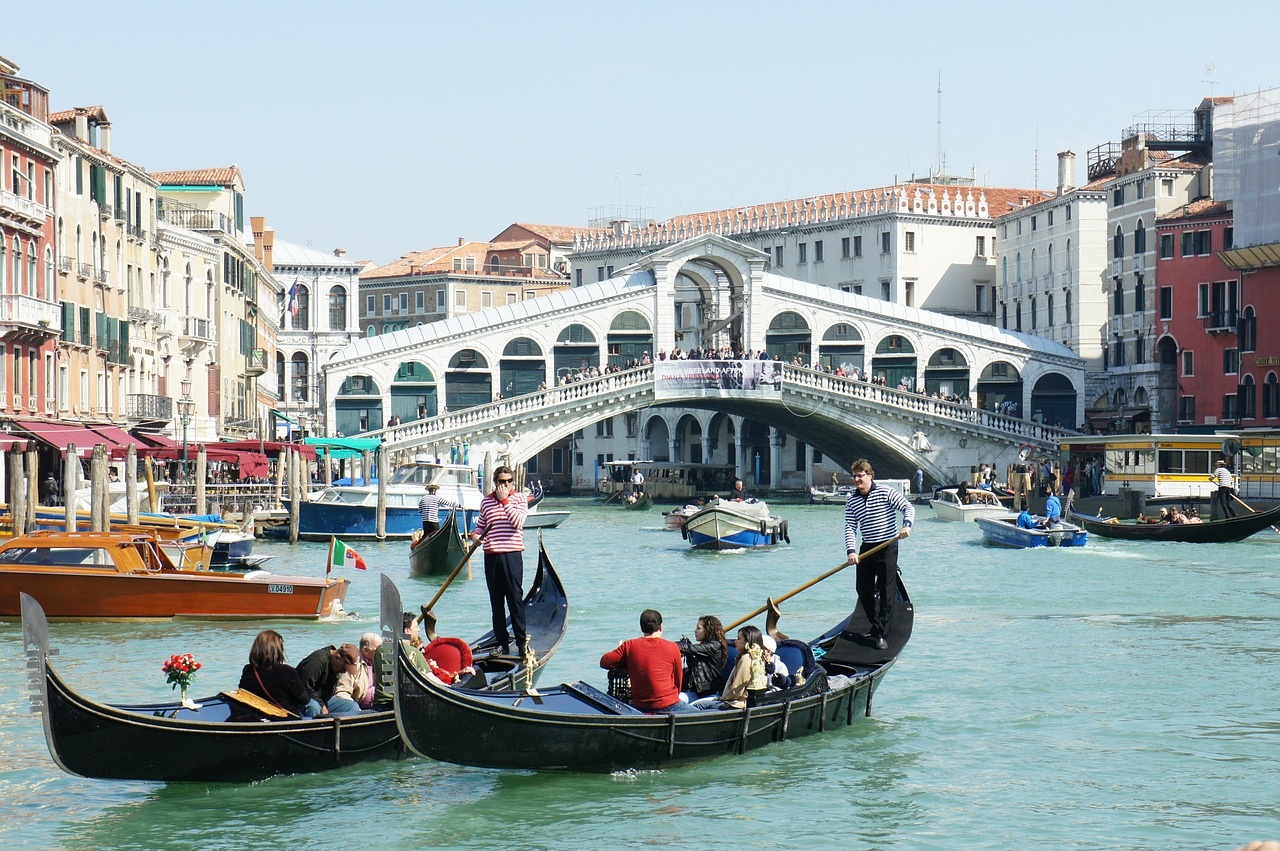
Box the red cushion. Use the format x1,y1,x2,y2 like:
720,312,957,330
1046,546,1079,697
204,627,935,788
422,637,473,682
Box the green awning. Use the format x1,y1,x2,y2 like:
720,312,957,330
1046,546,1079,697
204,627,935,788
271,409,299,425
304,436,382,459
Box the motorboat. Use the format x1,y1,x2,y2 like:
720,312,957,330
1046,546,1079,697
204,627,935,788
929,487,1014,522
974,515,1088,549
683,497,790,549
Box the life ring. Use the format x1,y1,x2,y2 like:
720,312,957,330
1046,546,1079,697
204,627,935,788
1018,444,1035,462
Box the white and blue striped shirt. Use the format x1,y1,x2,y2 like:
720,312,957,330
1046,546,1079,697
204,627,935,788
844,482,914,552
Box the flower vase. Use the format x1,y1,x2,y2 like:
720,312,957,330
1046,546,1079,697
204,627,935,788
180,685,201,710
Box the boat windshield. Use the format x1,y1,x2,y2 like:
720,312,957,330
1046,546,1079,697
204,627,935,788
0,546,115,567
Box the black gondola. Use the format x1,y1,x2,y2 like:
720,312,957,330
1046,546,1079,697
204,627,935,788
1066,504,1280,543
391,574,913,771
408,508,470,577
20,538,568,782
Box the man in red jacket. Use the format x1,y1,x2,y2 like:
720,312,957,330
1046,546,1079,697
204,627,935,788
599,609,692,713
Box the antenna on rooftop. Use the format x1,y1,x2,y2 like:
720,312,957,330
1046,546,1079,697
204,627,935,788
1203,62,1217,96
1033,123,1039,190
934,71,943,181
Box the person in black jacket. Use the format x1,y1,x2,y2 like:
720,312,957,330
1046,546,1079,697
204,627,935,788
294,644,358,706
675,615,728,703
237,630,323,718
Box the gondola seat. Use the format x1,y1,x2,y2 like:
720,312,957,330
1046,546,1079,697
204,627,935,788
423,637,473,684
775,639,817,685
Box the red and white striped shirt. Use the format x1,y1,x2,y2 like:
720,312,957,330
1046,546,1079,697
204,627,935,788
473,491,528,552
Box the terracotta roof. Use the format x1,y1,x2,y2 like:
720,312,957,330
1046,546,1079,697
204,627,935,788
508,223,594,243
49,105,109,125
149,166,242,186
490,239,539,252
360,242,494,280
1157,199,1231,223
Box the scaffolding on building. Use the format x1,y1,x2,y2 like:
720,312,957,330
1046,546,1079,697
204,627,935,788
1214,87,1280,250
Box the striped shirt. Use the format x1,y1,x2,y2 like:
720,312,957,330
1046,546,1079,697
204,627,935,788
417,493,457,523
473,491,528,552
1212,465,1235,489
844,482,915,552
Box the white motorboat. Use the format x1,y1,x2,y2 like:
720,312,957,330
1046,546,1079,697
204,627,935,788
929,487,1013,522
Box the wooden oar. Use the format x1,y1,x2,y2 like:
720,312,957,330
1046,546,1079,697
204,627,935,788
601,488,624,505
726,532,907,631
1231,492,1280,534
417,538,482,624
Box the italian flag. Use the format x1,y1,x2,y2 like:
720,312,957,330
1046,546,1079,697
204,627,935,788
328,537,367,573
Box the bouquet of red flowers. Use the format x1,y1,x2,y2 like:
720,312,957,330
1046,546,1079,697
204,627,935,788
162,653,202,691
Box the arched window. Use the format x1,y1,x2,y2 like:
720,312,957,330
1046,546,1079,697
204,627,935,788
292,284,311,331
1016,252,1022,282
1030,296,1037,330
1002,256,1007,285
1241,306,1257,353
1134,219,1146,254
1114,225,1125,258
44,247,53,300
75,225,82,267
1047,294,1055,326
1264,373,1279,419
1114,280,1124,316
1047,244,1054,275
1241,374,1257,420
328,285,347,331
1031,248,1037,279
290,353,310,402
27,240,36,294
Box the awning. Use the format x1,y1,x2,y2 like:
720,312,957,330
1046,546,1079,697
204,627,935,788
12,420,117,457
134,432,178,449
270,409,299,425
215,439,316,460
118,446,270,479
90,424,150,450
0,432,29,450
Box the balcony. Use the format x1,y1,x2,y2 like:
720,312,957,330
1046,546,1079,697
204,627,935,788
1204,309,1238,334
158,206,234,235
99,203,113,220
182,317,212,340
77,262,92,279
0,189,49,229
58,257,72,274
0,294,60,337
93,268,108,285
128,393,173,422
245,347,268,377
128,305,163,325
127,223,146,241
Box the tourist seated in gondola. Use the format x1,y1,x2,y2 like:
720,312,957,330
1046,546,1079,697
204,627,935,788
296,643,358,707
692,625,768,710
374,613,428,706
1169,507,1189,525
762,634,791,691
675,614,728,703
235,629,324,719
326,641,373,714
599,608,693,713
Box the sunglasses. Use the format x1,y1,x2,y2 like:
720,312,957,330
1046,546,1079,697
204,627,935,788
496,478,514,484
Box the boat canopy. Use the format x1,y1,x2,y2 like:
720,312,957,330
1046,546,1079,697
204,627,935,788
304,437,382,459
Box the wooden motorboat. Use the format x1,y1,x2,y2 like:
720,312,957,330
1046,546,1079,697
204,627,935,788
408,509,470,577
683,498,789,549
0,530,348,619
1066,504,1280,543
392,574,913,771
929,487,1013,522
20,537,568,781
974,515,1088,548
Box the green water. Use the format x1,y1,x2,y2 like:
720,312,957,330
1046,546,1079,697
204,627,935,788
3,499,1280,850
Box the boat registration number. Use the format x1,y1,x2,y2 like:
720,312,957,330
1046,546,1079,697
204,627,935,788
267,584,294,594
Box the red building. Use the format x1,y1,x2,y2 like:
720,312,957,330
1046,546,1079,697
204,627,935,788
0,56,60,421
1156,200,1280,428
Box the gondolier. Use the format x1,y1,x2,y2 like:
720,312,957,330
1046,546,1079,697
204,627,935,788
472,466,529,655
1211,458,1238,519
844,458,913,650
418,484,443,534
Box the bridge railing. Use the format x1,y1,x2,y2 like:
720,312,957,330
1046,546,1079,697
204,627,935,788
378,365,655,451
782,365,1074,445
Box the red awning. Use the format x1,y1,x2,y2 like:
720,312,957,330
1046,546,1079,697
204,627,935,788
89,424,150,450
134,432,177,449
119,446,270,479
0,431,29,450
215,440,316,460
12,420,117,457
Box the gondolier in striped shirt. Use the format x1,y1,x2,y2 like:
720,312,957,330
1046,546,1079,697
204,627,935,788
1210,458,1239,519
844,458,914,650
417,484,458,536
472,466,529,655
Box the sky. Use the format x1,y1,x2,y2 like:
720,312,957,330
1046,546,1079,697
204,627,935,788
10,1,1278,265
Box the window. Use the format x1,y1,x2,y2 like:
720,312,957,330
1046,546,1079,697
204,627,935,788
575,269,582,286
1162,178,1174,196
1134,276,1145,312
774,246,784,266
1113,185,1125,207
1114,226,1124,258
1065,203,1072,221
814,240,823,262
976,236,986,256
975,285,986,314
507,292,517,305
1015,302,1022,332
904,232,916,252
465,256,476,271
881,280,890,301
595,418,614,438
881,232,890,254
1159,286,1173,320
435,290,445,311
853,235,862,258
1159,234,1174,259
1224,227,1234,250
398,293,408,313
415,291,424,312
1182,350,1194,376
1179,396,1196,422
1114,280,1124,316
841,237,850,258
1223,394,1239,422
382,294,391,313
1181,232,1194,257
329,287,346,331
1265,374,1280,419
1048,210,1054,226
1241,307,1257,352
1136,179,1146,200
1134,334,1144,364
905,280,914,308
454,290,466,309
1030,296,1037,330
1065,290,1072,323
1047,293,1055,326
1194,230,1211,255
452,258,462,271
1030,216,1037,232
480,291,492,308
1113,338,1126,366
1242,376,1257,420
1134,221,1146,254
798,243,807,264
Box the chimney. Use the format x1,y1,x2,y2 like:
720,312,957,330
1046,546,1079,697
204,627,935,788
99,123,111,153
1057,151,1076,195
458,237,465,246
74,112,88,143
333,248,346,258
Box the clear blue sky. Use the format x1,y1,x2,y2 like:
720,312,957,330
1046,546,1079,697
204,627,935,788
13,1,1277,264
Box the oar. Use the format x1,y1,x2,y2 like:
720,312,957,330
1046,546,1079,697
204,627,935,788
1231,492,1280,534
417,538,482,625
725,532,907,631
602,488,624,505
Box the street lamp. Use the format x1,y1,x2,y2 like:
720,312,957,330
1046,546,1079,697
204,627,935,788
178,378,194,465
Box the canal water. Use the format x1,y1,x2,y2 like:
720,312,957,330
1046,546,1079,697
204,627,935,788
3,498,1280,849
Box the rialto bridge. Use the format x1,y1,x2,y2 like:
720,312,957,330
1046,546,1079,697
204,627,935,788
322,236,1083,486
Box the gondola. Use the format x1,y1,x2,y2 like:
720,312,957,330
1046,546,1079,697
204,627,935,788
392,574,912,771
622,492,654,510
20,537,568,782
1066,503,1280,543
408,508,470,576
